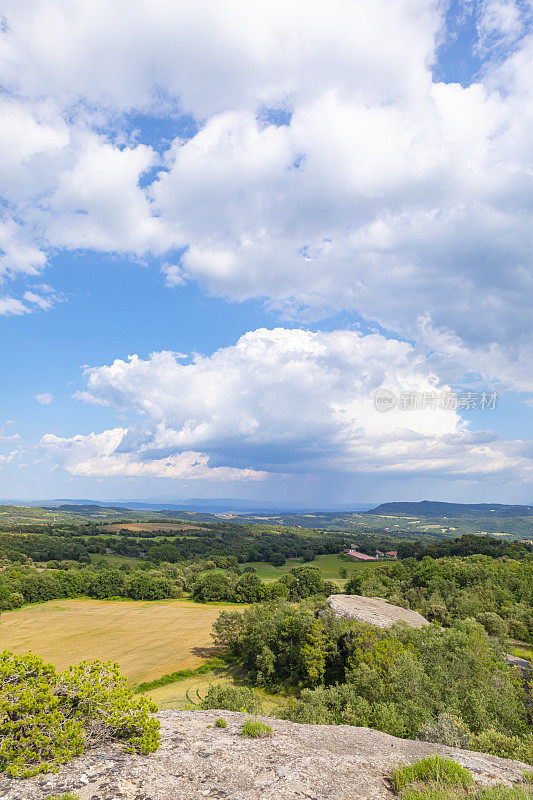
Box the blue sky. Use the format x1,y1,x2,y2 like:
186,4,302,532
0,0,532,504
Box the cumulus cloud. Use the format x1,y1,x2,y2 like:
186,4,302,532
40,428,268,481
41,328,533,483
150,82,533,389
0,0,531,391
0,0,440,116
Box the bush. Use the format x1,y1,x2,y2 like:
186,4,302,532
200,685,263,714
44,794,80,800
476,612,507,638
469,730,533,766
215,717,227,728
508,620,530,641
0,651,160,778
390,756,474,793
417,713,470,749
240,718,273,738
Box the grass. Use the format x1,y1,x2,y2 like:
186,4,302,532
144,670,234,709
89,553,144,567
43,794,80,800
143,666,290,712
240,718,273,738
511,644,533,662
215,717,227,728
391,756,532,800
242,553,381,583
0,597,241,684
391,756,474,793
135,657,226,692
399,785,532,800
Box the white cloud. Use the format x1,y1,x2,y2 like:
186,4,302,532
0,424,20,443
0,296,30,316
476,0,529,51
0,0,440,116
0,97,164,289
40,428,268,481
160,263,186,287
0,449,19,464
0,0,530,391
41,328,533,483
150,82,533,389
0,286,61,317
34,393,54,405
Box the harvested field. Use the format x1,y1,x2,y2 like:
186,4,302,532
101,522,204,533
0,598,241,684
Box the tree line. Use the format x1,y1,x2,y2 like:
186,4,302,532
0,560,338,610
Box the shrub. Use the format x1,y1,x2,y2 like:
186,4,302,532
469,730,533,766
215,717,227,728
390,756,473,793
200,684,263,714
508,620,530,641
417,713,470,749
0,650,160,778
240,718,273,738
44,794,80,800
476,612,507,638
58,660,160,754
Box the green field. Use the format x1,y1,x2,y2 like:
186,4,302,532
144,666,290,712
244,553,381,583
89,553,145,567
0,598,241,684
145,670,233,708
511,643,533,661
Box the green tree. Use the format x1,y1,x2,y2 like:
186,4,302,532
192,571,233,602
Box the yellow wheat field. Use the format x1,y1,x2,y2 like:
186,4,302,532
0,598,238,684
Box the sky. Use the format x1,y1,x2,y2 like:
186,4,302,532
0,0,532,505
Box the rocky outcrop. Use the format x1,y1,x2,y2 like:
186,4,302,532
328,594,431,629
1,710,529,800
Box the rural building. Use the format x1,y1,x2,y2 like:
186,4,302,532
345,549,377,561
344,548,398,561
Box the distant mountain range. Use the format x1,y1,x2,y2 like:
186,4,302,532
367,501,533,517
3,498,532,518
43,498,377,514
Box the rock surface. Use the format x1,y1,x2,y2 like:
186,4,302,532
1,710,529,800
328,594,431,629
